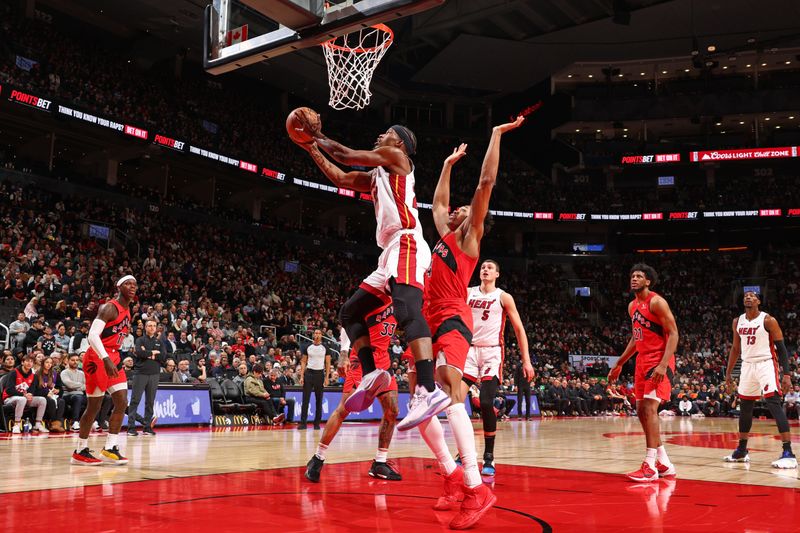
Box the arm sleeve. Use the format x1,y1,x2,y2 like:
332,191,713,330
88,319,111,359
775,340,791,375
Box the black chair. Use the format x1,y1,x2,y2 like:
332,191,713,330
221,379,256,415
208,378,236,415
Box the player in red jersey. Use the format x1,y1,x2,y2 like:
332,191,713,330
399,116,524,530
304,298,402,482
608,264,679,482
71,275,136,466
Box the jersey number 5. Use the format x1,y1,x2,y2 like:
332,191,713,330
481,310,490,321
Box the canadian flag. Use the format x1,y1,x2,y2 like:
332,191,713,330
225,24,248,46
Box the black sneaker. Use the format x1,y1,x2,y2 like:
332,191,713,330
142,427,156,436
368,460,402,481
127,428,138,437
297,423,308,430
313,424,321,430
305,455,324,482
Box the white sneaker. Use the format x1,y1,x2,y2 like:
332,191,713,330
71,421,80,431
771,452,798,469
11,424,21,434
343,369,391,412
34,421,49,433
397,385,451,431
92,421,99,431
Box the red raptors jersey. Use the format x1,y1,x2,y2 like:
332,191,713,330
629,292,668,363
349,302,397,369
86,299,131,361
424,231,479,325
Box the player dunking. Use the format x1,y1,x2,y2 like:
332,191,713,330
608,264,679,482
399,116,524,530
463,259,534,476
305,298,402,482
295,119,451,428
70,275,135,465
723,291,797,468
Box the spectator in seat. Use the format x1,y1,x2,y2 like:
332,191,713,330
37,326,57,357
60,354,86,431
212,354,235,380
69,321,90,355
9,313,29,350
53,323,71,353
173,360,196,383
192,358,208,383
1,353,17,376
33,356,66,432
264,368,295,423
175,331,193,356
704,396,722,417
160,359,176,383
678,397,695,416
2,354,48,434
23,319,44,353
232,363,249,388
785,385,800,420
588,378,608,414
23,296,38,319
243,364,283,424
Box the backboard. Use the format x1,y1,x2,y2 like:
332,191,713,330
203,0,445,75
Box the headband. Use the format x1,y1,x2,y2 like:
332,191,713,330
390,125,416,156
117,275,137,287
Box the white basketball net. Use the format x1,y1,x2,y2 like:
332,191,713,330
321,24,393,110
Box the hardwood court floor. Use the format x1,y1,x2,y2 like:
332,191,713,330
2,416,799,532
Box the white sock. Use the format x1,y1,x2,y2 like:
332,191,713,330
78,438,88,451
445,403,481,488
315,443,328,461
657,445,672,466
645,448,657,468
106,433,119,449
419,415,456,475
375,448,388,463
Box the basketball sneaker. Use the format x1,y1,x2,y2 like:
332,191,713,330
33,421,49,433
100,446,128,465
481,453,496,476
368,460,402,481
71,447,103,466
771,450,798,469
449,483,497,530
723,448,750,463
343,369,391,413
625,462,659,482
305,455,324,482
397,385,451,431
433,466,465,511
655,460,676,477
142,426,156,436
454,453,462,466
274,413,286,425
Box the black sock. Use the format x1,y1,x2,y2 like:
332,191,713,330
783,441,793,453
738,438,748,450
484,435,495,457
357,346,376,374
415,359,435,392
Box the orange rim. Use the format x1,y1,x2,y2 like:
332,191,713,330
321,23,394,54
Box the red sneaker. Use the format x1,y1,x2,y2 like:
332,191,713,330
449,483,497,530
433,466,465,511
71,447,103,466
655,460,676,477
626,461,658,482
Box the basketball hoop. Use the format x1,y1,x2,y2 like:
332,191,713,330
321,23,394,110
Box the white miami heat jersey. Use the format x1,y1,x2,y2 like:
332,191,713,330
737,312,775,363
467,286,506,346
370,165,422,249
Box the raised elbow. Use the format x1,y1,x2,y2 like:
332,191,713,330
477,176,496,189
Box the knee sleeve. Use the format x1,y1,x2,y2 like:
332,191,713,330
479,378,499,433
339,289,385,342
739,399,755,433
765,395,791,433
389,280,430,342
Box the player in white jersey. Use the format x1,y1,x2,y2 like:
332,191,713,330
294,120,449,431
724,291,796,468
462,259,534,475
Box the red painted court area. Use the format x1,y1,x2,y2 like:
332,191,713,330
6,458,800,532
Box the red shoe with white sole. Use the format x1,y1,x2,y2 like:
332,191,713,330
71,447,103,466
626,461,658,482
655,460,676,477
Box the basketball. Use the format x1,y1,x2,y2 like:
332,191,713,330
286,107,321,145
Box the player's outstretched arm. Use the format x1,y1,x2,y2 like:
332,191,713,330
725,317,741,389
649,296,679,384
304,143,372,192
432,144,467,237
463,116,524,252
308,127,408,171
765,315,793,393
501,292,534,381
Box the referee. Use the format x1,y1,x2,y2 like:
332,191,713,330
299,329,330,430
128,319,165,436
